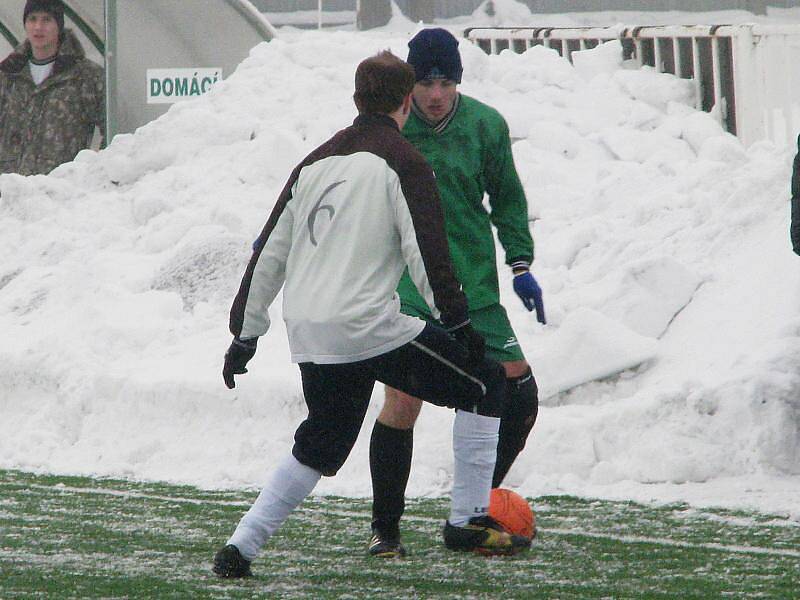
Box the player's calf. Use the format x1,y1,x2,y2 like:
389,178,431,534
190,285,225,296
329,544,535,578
493,368,538,487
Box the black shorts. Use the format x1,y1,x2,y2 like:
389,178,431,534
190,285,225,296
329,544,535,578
292,323,505,476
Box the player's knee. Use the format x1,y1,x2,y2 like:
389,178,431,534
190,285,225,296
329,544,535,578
506,368,539,428
502,359,530,379
291,445,345,477
379,387,422,429
475,360,508,418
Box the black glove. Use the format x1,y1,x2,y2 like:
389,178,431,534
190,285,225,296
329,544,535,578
223,337,258,389
449,322,486,366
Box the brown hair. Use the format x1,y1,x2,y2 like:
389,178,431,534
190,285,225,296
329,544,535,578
353,51,415,115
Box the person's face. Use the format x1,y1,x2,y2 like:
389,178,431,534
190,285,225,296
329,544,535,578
412,78,458,122
25,12,60,59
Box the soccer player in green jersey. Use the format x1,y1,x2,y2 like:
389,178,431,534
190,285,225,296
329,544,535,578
368,28,545,558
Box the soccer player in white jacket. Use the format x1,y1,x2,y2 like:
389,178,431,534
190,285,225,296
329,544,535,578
212,51,530,578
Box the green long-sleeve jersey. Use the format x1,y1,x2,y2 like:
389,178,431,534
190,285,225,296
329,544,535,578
397,94,534,313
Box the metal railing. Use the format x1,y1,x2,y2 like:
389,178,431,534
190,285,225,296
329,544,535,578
466,24,800,146
63,2,105,56
0,20,18,48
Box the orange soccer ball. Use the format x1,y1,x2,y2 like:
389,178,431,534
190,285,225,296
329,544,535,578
488,488,536,540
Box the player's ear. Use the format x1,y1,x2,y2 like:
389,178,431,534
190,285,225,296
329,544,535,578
402,93,412,116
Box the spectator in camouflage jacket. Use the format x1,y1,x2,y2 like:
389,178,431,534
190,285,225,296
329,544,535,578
0,0,104,176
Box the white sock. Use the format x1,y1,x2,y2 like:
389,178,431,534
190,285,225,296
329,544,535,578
228,454,321,560
448,409,500,527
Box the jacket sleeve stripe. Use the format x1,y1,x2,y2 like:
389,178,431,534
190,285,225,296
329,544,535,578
229,170,298,338
394,174,439,320
395,156,468,328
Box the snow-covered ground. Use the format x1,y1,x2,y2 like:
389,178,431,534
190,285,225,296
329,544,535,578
1,2,798,520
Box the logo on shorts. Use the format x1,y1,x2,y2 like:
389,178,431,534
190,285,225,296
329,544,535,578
503,336,520,349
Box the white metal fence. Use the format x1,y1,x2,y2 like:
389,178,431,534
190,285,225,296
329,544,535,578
466,24,800,147
256,0,356,28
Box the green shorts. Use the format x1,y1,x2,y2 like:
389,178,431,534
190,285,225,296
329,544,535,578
401,302,525,363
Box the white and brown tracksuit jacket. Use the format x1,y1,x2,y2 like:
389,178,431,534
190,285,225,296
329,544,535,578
229,112,469,364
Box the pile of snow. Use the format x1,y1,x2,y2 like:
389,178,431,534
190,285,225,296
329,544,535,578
456,0,800,27
260,0,800,33
1,26,798,518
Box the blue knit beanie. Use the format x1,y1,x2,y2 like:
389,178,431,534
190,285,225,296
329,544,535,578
407,28,463,84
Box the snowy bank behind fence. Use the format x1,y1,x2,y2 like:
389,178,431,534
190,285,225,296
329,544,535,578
0,30,798,515
467,24,800,147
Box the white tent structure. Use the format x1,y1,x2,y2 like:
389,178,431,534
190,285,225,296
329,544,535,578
106,0,276,137
0,1,276,140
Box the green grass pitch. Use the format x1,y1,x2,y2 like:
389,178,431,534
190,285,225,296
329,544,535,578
0,469,797,598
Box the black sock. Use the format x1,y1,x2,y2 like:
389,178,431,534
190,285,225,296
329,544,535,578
369,420,413,538
493,369,539,488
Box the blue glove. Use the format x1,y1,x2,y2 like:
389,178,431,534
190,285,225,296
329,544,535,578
513,271,546,324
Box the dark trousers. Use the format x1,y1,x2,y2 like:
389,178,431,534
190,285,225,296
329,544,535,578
292,324,506,476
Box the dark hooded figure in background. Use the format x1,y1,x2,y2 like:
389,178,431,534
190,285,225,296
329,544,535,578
792,135,800,256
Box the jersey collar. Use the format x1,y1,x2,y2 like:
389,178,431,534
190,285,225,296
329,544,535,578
411,93,460,134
